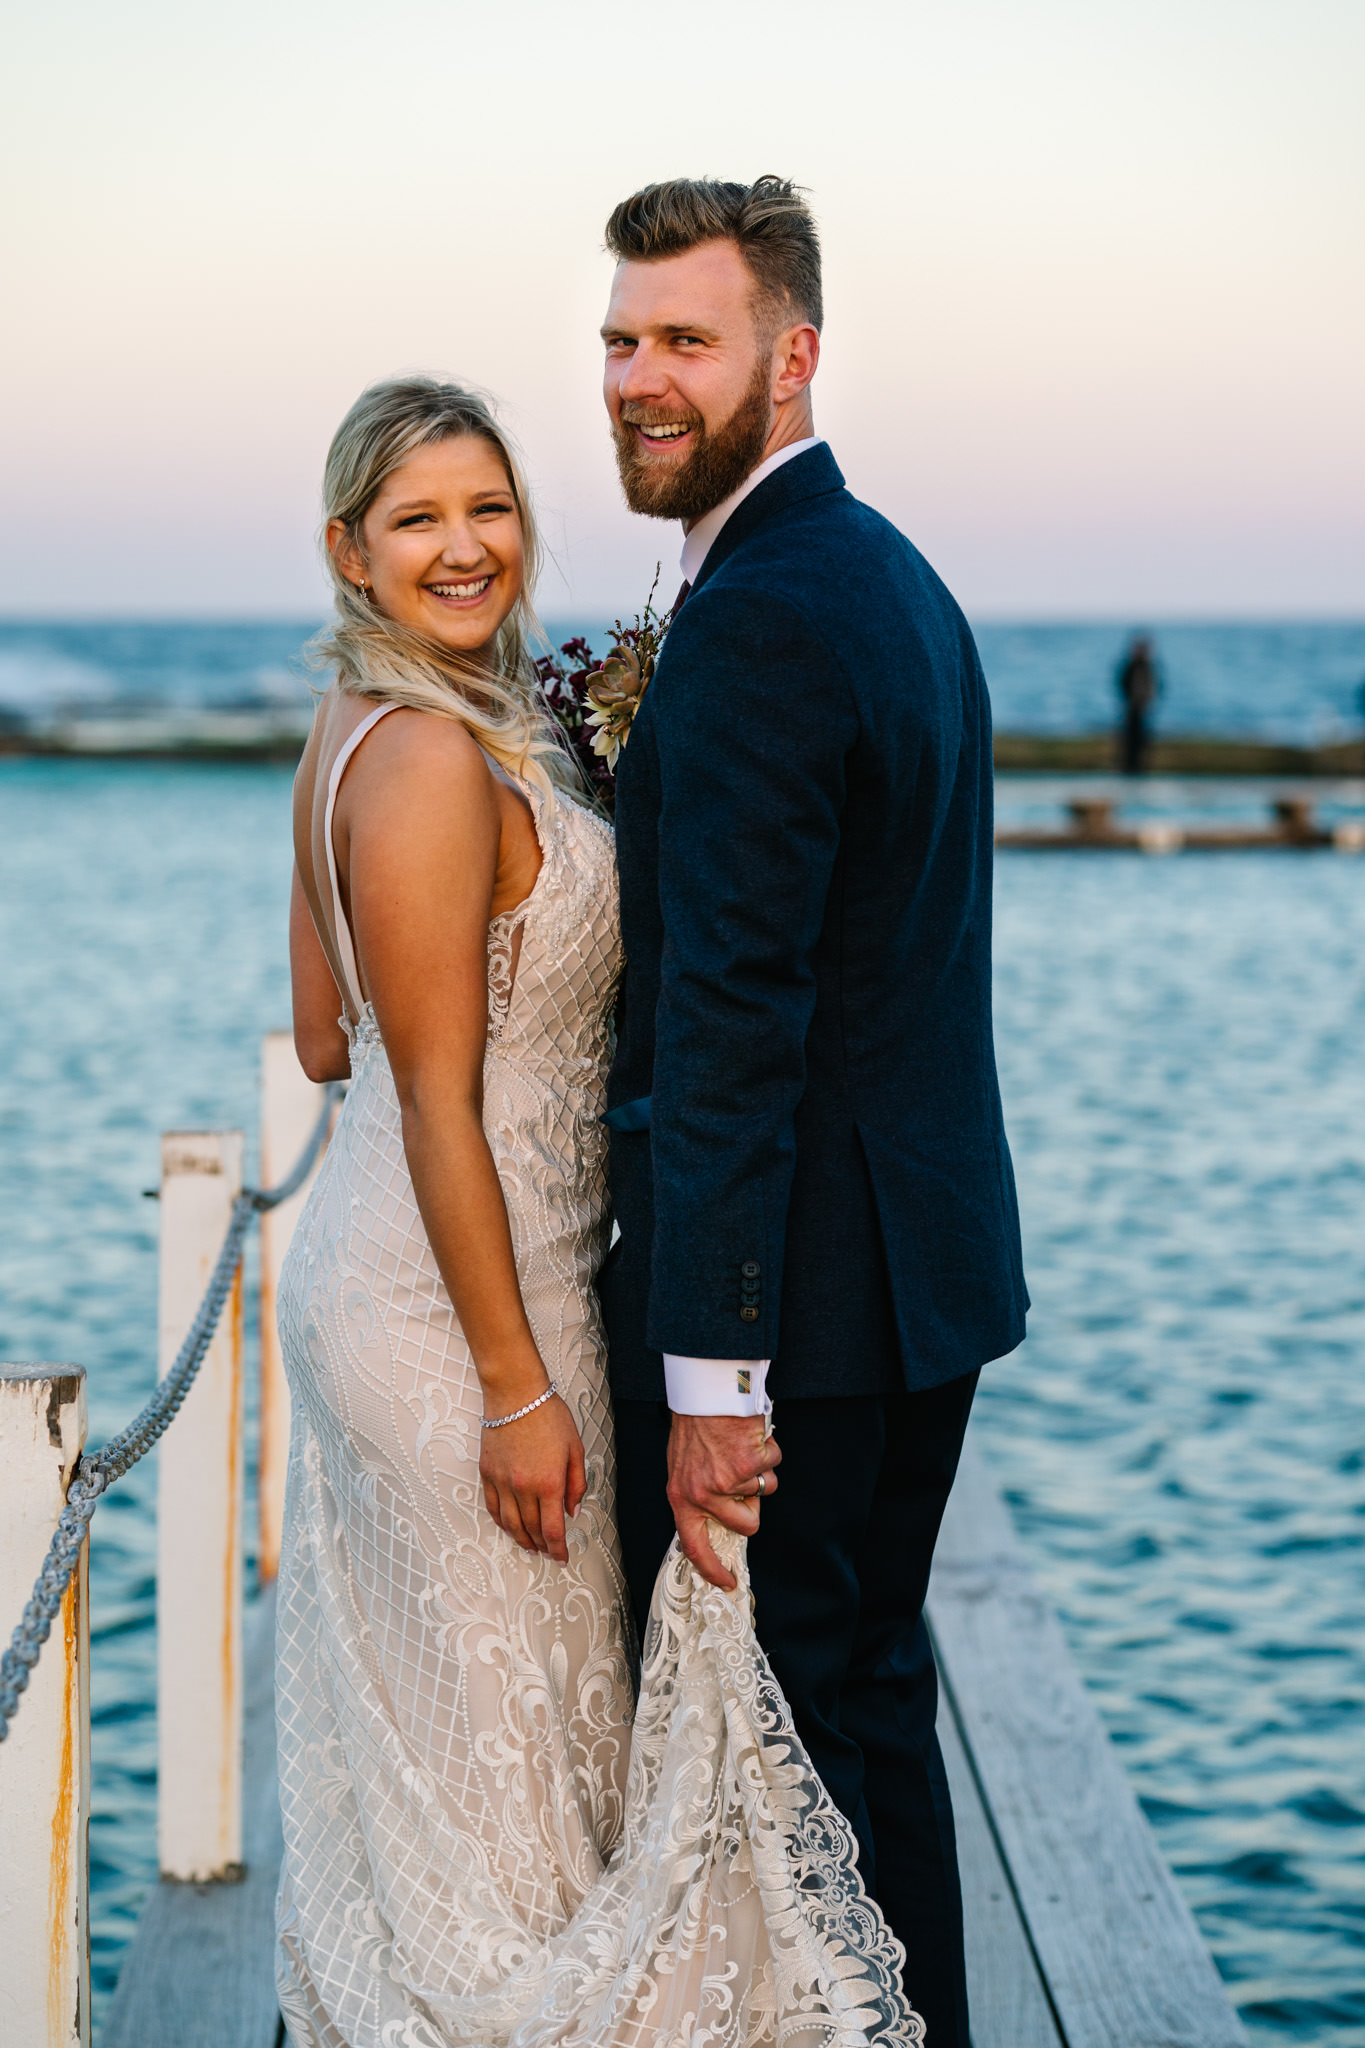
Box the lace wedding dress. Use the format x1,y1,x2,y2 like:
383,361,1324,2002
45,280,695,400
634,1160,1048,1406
273,704,923,2048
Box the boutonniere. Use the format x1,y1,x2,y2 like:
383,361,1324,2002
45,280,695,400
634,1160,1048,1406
536,570,672,808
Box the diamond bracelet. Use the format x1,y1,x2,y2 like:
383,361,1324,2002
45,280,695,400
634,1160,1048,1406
480,1379,561,1430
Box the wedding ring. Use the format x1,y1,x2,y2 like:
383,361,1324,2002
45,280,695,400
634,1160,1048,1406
755,1474,766,1497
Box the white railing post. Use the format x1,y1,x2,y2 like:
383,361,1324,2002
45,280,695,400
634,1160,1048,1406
156,1132,245,1883
258,1033,330,1583
0,1367,91,2046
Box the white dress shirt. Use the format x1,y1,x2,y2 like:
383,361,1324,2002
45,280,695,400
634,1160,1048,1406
663,437,824,1420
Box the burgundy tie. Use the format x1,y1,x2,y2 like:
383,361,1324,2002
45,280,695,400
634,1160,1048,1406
670,579,691,618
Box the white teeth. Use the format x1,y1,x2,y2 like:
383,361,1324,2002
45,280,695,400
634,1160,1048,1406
642,423,689,439
429,578,491,600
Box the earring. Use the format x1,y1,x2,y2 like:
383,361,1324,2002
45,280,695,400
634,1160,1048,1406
357,579,367,601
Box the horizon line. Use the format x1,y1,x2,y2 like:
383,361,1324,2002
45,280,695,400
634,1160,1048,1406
2,610,1364,629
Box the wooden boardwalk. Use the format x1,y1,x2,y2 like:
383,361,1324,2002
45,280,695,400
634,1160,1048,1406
930,1441,1248,2046
102,1580,283,2048
104,1432,1249,2047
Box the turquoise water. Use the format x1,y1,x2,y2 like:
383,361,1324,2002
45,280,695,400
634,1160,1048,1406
0,757,1362,2040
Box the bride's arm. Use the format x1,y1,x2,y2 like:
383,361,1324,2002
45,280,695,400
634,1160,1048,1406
341,710,586,1565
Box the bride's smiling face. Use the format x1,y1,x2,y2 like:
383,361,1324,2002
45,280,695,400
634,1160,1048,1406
329,434,524,656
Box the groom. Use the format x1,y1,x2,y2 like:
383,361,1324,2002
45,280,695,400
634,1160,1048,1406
596,176,1027,2046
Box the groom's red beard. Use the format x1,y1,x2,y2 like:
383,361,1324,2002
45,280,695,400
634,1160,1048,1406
612,359,773,522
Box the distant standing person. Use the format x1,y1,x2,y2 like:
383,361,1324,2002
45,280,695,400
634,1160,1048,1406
1116,632,1159,773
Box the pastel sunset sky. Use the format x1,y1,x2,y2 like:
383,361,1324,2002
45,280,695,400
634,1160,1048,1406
2,0,1360,618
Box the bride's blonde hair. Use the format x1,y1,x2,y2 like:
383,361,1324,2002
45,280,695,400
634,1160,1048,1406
314,377,576,801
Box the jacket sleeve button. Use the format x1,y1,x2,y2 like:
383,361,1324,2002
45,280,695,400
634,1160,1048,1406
739,1305,760,1322
741,1261,760,1278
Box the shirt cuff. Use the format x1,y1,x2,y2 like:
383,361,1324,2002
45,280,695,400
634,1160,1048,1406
663,1355,772,1418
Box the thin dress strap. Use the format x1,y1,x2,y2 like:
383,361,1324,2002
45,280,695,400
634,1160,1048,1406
323,702,399,1017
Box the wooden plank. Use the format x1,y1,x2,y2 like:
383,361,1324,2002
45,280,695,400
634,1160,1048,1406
103,1585,282,2048
936,1681,1063,2047
157,1131,246,1883
0,1367,91,2047
927,1437,1249,2048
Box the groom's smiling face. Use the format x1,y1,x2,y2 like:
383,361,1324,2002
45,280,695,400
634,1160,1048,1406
602,240,780,525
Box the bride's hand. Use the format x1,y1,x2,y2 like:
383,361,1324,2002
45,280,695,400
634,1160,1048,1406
480,1392,587,1565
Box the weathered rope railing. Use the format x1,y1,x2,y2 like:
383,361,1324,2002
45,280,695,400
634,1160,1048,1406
0,1080,343,1742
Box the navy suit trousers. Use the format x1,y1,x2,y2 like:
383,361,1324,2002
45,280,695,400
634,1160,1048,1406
612,1370,980,2048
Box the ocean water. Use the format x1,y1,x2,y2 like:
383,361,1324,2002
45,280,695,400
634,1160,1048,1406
1,616,1364,743
0,753,1362,2041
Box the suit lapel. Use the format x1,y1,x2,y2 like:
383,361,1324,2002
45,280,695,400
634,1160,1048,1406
688,444,846,600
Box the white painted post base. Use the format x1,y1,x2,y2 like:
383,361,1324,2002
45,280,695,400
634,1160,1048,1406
0,1367,91,2047
258,1034,331,1583
156,1132,245,1883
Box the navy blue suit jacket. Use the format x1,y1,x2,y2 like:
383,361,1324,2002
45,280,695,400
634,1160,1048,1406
599,445,1027,1400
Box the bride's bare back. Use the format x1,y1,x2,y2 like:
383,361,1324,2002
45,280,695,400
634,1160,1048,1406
292,684,543,1043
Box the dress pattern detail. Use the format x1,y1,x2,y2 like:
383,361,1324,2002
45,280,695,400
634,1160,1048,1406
274,721,923,2047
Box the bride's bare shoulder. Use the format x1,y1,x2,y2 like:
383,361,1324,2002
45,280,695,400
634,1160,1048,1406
324,704,506,881
302,690,488,805
341,699,495,801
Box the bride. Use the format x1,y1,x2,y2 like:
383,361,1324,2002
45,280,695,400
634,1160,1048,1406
274,375,923,2048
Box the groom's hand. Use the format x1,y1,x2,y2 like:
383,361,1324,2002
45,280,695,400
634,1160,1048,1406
666,1414,781,1592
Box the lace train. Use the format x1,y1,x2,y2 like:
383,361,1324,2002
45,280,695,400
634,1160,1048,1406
278,1449,922,2048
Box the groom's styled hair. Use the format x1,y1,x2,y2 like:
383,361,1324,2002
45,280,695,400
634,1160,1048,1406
604,176,823,334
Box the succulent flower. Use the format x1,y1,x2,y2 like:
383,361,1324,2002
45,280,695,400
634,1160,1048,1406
585,647,647,769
